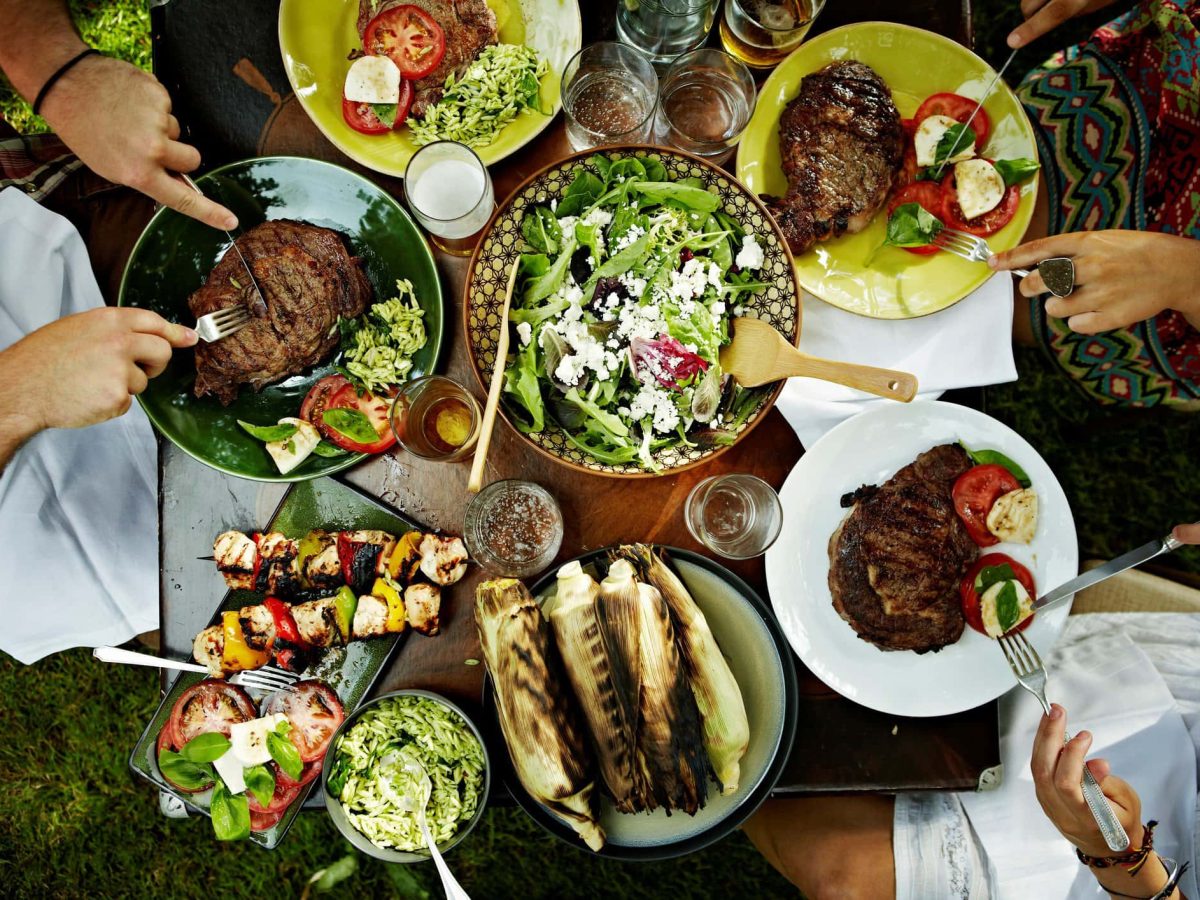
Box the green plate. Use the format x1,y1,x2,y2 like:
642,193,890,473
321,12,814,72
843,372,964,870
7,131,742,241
118,156,443,481
278,0,582,176
127,476,425,849
736,22,1039,319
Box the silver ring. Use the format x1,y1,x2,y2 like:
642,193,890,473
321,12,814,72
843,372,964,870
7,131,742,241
1036,257,1076,298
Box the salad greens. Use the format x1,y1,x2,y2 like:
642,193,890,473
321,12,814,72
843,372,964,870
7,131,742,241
502,152,772,470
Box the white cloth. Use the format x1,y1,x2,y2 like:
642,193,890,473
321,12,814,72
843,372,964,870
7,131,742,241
775,275,1017,448
0,187,158,663
893,613,1200,900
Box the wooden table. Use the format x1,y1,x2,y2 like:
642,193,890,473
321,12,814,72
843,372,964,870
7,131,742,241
154,0,999,797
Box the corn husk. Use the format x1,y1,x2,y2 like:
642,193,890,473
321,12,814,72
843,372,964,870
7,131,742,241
474,579,605,850
615,545,750,796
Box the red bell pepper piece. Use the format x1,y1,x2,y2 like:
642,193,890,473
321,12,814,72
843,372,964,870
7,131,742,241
263,596,307,647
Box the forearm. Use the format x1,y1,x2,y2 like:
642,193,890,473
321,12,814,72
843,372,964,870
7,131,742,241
0,348,43,474
1092,851,1182,899
0,0,86,102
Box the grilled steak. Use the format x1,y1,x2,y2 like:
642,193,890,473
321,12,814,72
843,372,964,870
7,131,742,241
828,444,976,653
357,0,498,118
767,60,904,255
189,220,372,405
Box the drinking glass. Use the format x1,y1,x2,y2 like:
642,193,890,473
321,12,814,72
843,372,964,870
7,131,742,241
389,375,482,462
685,474,783,559
719,0,827,69
654,49,756,164
561,43,658,152
615,0,720,65
464,481,564,578
403,141,494,256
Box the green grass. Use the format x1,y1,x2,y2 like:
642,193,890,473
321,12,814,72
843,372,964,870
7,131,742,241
5,3,1197,897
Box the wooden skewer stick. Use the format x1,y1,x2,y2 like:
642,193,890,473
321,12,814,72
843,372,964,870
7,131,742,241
468,259,521,493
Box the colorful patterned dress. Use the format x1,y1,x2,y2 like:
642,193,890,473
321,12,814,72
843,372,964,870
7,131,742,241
1017,0,1200,407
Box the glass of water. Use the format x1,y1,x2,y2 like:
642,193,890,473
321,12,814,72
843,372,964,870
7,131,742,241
655,49,756,164
616,0,721,65
404,140,495,256
685,474,783,559
561,42,658,152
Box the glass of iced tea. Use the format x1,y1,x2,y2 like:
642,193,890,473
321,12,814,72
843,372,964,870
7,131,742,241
404,141,495,257
389,375,482,462
561,42,658,152
720,0,827,69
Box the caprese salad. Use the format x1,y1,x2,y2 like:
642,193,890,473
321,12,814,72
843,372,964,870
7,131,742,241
155,679,344,839
960,552,1036,638
885,92,1040,254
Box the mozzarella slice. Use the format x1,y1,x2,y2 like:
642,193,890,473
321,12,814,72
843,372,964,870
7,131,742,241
344,55,401,105
980,579,1034,639
954,159,1006,220
229,713,289,767
213,751,246,794
266,418,321,475
914,114,976,167
987,487,1038,544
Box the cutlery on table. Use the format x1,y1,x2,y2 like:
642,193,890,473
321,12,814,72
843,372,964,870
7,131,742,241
92,645,298,693
390,754,471,900
467,259,521,493
998,630,1130,852
719,317,918,401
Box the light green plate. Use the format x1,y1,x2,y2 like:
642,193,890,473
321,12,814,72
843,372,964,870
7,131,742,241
278,0,582,176
736,22,1038,319
118,156,443,482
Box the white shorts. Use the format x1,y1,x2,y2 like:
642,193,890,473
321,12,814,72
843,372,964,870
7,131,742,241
894,791,995,900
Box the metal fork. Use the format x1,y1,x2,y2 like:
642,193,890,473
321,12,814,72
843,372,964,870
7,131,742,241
194,304,251,342
92,645,299,693
933,228,1032,277
998,631,1130,851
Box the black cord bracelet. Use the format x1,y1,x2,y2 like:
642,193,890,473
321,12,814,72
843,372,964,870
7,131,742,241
32,47,100,116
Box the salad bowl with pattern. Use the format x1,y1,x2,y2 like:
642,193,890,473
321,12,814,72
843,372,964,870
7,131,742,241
463,147,801,478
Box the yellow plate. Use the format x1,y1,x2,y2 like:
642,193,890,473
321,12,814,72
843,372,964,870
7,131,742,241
278,0,581,176
736,22,1038,319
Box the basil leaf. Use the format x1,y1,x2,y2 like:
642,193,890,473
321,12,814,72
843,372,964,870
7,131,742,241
267,726,304,781
975,562,1018,595
961,444,1032,487
210,780,251,841
311,440,351,458
321,408,380,446
371,102,397,129
180,732,232,764
157,749,215,791
884,202,944,248
326,752,353,799
995,580,1022,633
994,158,1040,187
934,123,977,167
244,764,276,809
238,420,299,443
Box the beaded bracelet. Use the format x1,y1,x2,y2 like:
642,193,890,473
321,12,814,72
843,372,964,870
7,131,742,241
1077,820,1157,874
32,48,100,116
1105,856,1190,900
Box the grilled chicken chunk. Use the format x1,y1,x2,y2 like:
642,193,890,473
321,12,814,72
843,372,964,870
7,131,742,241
292,598,339,648
258,532,300,596
238,603,277,652
304,531,342,590
193,625,224,674
404,583,442,636
419,534,469,585
352,593,389,639
214,531,258,590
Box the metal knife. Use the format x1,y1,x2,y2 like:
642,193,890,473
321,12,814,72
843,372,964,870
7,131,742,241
1033,528,1190,612
178,173,268,317
931,45,1020,179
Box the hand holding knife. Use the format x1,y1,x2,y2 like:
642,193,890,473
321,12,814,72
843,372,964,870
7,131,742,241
178,173,268,318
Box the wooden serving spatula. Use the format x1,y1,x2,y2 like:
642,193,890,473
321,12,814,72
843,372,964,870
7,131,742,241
719,317,918,402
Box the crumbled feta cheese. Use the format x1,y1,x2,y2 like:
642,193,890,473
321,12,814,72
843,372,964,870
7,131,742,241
557,215,578,233
628,383,681,434
736,234,765,270
582,207,613,227
614,224,645,252
606,338,619,349
562,302,583,323
555,355,587,387
550,198,557,212
516,322,533,347
668,257,721,304
618,272,647,297
615,300,667,344
710,301,726,317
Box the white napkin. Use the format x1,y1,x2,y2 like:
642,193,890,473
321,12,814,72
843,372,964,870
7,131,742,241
774,274,1017,448
958,615,1199,900
0,187,159,663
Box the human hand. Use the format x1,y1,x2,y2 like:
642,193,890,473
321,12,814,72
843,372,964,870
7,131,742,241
1031,703,1143,858
1007,0,1119,48
1172,524,1200,544
989,230,1200,335
0,307,197,436
37,55,237,230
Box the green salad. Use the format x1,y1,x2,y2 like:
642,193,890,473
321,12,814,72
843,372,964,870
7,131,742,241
327,696,485,852
502,152,771,470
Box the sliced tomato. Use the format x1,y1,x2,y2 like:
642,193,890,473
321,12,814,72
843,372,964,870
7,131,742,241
915,92,991,149
960,553,1036,635
250,808,285,832
248,779,300,816
156,726,216,795
363,5,446,80
301,374,351,437
952,464,1022,547
262,681,345,763
940,172,1021,237
887,182,945,256
320,383,396,454
894,141,919,191
342,97,391,135
168,680,257,748
274,759,323,789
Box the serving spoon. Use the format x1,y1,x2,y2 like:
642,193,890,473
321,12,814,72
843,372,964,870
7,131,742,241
720,317,918,401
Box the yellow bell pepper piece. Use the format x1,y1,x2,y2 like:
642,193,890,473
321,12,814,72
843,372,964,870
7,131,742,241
372,577,407,633
221,611,271,672
386,531,422,583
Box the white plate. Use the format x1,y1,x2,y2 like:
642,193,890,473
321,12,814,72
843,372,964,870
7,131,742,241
765,400,1078,717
